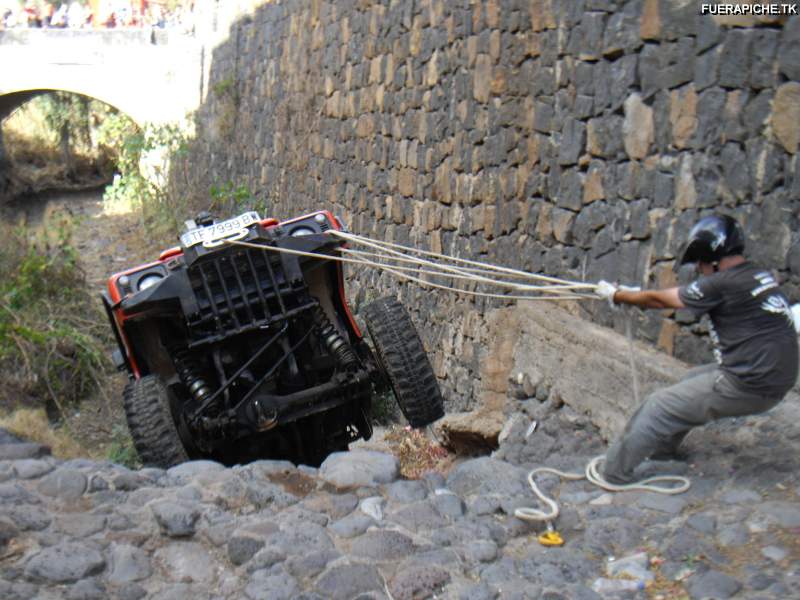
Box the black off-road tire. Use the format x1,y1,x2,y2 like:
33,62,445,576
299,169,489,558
363,297,444,428
123,375,190,468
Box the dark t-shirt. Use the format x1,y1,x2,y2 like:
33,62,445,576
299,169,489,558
678,262,799,396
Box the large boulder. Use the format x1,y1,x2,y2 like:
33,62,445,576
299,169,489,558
439,303,688,447
319,450,399,488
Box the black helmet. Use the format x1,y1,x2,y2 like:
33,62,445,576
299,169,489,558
677,214,745,267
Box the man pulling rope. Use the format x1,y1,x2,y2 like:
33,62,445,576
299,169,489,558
595,214,798,485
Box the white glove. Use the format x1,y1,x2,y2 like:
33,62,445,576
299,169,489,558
595,280,618,307
618,284,642,293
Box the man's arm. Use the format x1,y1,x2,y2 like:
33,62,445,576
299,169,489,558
614,286,685,310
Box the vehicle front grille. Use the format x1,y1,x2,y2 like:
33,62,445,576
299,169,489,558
186,246,313,346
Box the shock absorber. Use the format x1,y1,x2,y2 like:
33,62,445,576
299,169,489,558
314,306,359,371
173,349,214,402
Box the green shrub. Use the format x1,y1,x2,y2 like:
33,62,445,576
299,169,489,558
98,114,190,244
106,423,141,469
0,221,109,412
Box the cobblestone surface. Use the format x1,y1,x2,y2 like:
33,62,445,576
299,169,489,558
1,390,798,598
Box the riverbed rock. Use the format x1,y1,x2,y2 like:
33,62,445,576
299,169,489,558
24,542,105,583
37,468,87,500
319,450,399,488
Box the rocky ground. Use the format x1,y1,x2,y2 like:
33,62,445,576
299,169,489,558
1,388,798,600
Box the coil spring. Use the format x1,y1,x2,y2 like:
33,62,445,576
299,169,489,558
173,349,214,402
315,306,359,370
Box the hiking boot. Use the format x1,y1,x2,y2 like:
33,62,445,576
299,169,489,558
600,467,634,486
649,448,689,462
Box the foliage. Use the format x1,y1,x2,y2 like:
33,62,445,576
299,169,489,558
209,180,255,215
39,92,92,152
369,388,397,426
211,76,237,99
98,114,190,242
1,92,117,183
210,75,240,139
0,220,109,412
106,423,141,469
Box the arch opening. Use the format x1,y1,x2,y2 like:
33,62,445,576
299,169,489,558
1,89,141,203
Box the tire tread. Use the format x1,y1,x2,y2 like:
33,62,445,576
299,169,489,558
363,297,444,428
123,375,190,468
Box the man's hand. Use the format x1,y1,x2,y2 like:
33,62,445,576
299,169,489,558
595,280,618,307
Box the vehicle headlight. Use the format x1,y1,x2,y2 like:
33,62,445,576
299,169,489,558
291,226,316,237
138,273,164,291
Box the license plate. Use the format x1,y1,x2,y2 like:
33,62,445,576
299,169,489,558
180,211,261,248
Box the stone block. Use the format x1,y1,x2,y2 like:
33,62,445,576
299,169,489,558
719,29,751,89
602,5,641,58
639,0,660,40
771,82,800,154
398,168,416,197
556,168,583,211
551,207,576,243
623,93,654,159
536,201,554,242
628,198,651,239
674,154,696,210
742,89,772,139
691,87,726,148
750,29,779,90
530,0,557,32
658,0,696,40
532,65,556,96
721,90,748,143
533,100,554,133
587,116,624,158
669,84,697,149
779,17,800,81
583,163,605,204
693,46,720,92
473,53,492,103
696,12,721,53
719,143,750,202
573,59,594,95
653,171,674,208
558,118,586,165
572,11,605,60
639,38,694,93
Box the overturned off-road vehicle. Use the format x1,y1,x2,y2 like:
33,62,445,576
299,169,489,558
102,210,444,467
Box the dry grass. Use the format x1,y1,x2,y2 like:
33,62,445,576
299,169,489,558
383,425,452,479
0,408,87,459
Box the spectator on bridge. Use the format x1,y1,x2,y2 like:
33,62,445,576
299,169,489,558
50,3,68,27
23,1,41,28
1,9,12,29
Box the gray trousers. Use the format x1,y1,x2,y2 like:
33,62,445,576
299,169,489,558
603,364,785,483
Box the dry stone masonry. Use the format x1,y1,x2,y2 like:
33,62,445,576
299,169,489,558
179,1,800,412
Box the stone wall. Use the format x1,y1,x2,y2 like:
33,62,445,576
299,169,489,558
180,0,800,413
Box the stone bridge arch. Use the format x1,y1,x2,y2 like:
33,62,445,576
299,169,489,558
0,29,204,125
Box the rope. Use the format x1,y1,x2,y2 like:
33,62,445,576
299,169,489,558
329,229,592,288
514,455,691,524
220,233,598,301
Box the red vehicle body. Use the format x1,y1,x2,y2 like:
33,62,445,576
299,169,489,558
102,210,443,467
